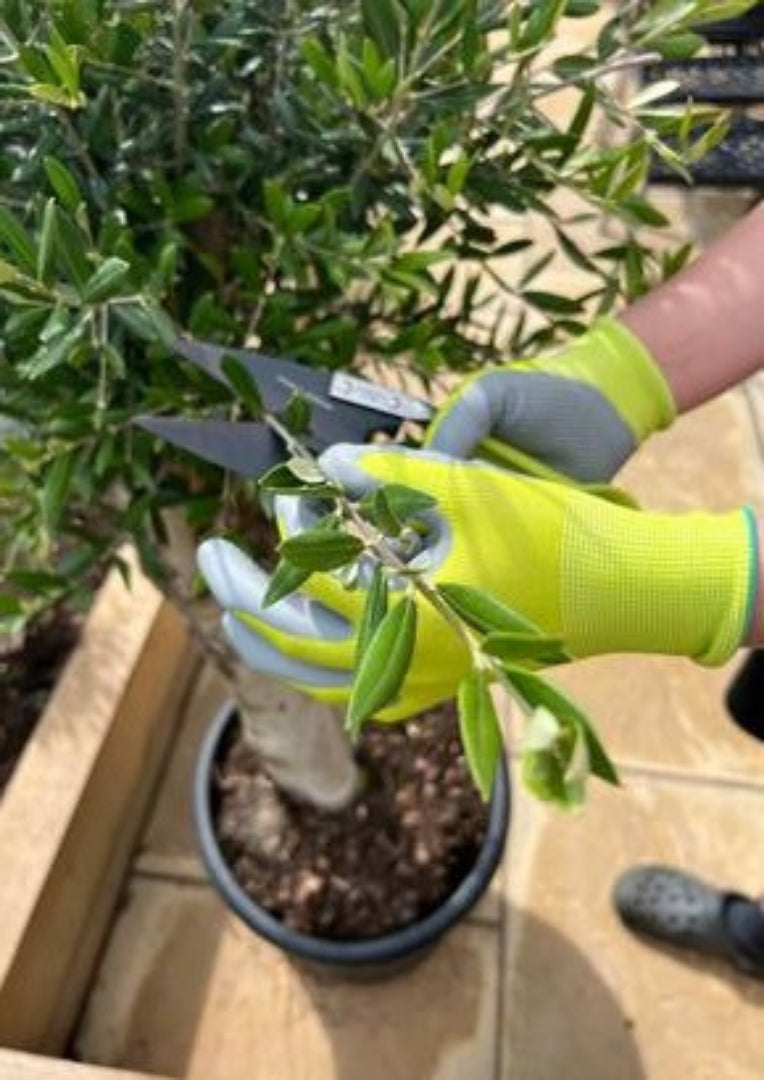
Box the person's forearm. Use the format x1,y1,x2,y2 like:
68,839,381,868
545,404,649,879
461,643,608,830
619,202,764,414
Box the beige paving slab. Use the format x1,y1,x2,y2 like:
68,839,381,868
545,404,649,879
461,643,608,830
501,766,764,1080
74,876,502,1080
532,389,764,783
73,880,227,1078
0,1050,172,1080
136,663,229,880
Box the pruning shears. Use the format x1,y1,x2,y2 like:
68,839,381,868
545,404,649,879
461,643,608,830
137,336,636,506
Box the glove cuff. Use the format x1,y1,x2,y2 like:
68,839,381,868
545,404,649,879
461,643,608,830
536,317,677,444
560,500,757,666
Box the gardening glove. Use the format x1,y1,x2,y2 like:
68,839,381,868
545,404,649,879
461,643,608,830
197,443,757,721
426,317,676,483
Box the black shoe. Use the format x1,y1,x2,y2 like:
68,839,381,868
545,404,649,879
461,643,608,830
613,865,764,979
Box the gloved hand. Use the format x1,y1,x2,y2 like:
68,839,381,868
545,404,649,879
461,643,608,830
426,317,676,483
198,443,756,721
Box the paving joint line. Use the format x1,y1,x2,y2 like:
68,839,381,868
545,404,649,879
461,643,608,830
614,759,764,796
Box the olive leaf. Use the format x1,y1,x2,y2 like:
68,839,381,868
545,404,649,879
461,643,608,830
281,392,312,435
262,557,312,607
81,257,130,303
346,593,417,735
258,461,339,497
36,198,58,284
521,703,592,807
354,563,388,668
482,630,569,665
457,669,503,802
0,207,37,274
438,582,546,637
503,665,619,790
280,525,364,571
520,705,585,807
41,451,75,533
43,155,83,213
286,456,326,485
359,483,437,537
221,354,264,419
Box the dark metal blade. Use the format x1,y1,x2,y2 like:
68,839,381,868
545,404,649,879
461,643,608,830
136,416,283,478
173,338,333,413
172,338,406,446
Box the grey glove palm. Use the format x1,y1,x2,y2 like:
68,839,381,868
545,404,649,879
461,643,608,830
425,317,675,483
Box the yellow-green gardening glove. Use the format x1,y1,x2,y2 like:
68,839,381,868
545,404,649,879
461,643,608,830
197,443,757,721
426,317,676,483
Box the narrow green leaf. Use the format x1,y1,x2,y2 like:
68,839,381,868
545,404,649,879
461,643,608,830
346,593,417,733
43,155,82,212
286,457,326,485
482,631,569,664
438,583,545,637
301,37,338,88
520,705,578,805
0,208,37,274
51,205,90,286
262,558,312,607
18,317,87,380
6,570,63,593
522,290,583,314
652,30,704,58
81,257,130,303
521,0,567,49
504,666,619,786
41,451,75,532
0,595,23,617
354,564,389,668
382,483,437,520
566,83,596,147
19,45,55,82
258,461,339,497
37,198,58,284
457,670,503,801
282,392,311,435
361,0,401,59
616,194,670,228
221,355,264,418
359,487,402,536
565,0,600,14
280,528,364,571
688,1,760,25
554,227,598,275
113,302,175,345
263,179,290,229
29,82,83,108
46,26,80,95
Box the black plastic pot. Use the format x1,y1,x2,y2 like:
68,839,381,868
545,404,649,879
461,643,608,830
193,700,510,978
726,649,764,741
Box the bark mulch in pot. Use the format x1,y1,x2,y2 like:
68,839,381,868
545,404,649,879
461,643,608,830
214,700,490,940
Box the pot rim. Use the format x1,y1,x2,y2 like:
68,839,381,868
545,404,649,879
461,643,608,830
193,699,510,966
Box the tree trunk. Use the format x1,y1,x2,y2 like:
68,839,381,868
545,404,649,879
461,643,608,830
156,509,359,813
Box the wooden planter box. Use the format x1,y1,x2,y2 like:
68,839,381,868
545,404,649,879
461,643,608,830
0,1048,172,1080
0,551,197,1068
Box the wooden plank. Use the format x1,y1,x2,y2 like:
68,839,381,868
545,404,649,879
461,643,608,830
0,551,198,1053
0,1048,171,1080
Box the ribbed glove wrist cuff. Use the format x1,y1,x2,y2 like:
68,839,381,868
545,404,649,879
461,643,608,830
560,501,757,666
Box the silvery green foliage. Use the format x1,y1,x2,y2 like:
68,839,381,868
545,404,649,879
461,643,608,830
0,0,751,630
